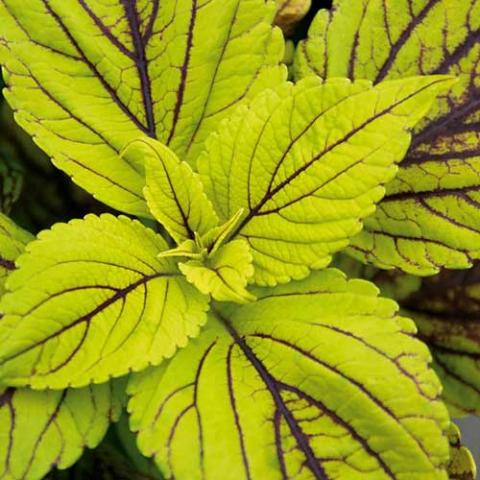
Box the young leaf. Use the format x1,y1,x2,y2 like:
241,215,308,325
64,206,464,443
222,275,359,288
179,239,255,303
0,380,124,480
199,76,452,286
128,270,450,480
0,214,209,389
0,213,33,295
446,423,477,480
0,0,285,215
296,0,480,274
122,138,218,244
399,267,480,417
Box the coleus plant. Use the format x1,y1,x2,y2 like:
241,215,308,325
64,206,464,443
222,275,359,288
0,1,478,479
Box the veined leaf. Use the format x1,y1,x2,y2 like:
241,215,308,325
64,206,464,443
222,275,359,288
275,0,311,35
296,0,480,274
0,0,285,216
399,267,480,417
179,239,255,303
199,76,452,286
0,214,209,389
0,213,32,295
0,380,124,480
446,423,477,480
129,269,450,480
123,138,218,244
0,149,22,214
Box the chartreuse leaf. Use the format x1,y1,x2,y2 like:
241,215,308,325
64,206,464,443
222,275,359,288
122,137,218,244
199,75,453,286
0,0,285,216
0,213,32,295
128,269,450,480
296,0,480,274
179,239,255,303
397,267,480,417
446,423,477,480
0,380,125,480
0,214,209,389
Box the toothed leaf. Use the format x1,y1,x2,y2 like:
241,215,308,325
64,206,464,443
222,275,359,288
128,270,450,480
0,0,285,215
0,214,209,389
199,76,452,286
296,0,480,274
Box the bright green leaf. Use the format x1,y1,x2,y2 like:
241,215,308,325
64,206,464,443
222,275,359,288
128,269,450,480
295,0,480,274
398,267,480,417
0,380,124,480
199,75,452,286
179,239,255,303
122,137,218,244
0,213,32,295
446,423,477,480
0,0,285,215
0,214,209,389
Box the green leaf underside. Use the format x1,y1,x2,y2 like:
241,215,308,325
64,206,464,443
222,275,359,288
0,0,285,216
199,76,452,286
399,266,480,417
0,213,32,295
126,137,218,244
0,214,209,389
446,423,477,480
128,269,449,480
0,380,124,480
295,0,480,274
179,239,255,303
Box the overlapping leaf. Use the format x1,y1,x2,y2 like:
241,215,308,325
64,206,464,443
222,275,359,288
0,213,32,295
123,137,218,244
296,0,480,274
399,267,480,416
0,214,209,389
446,423,477,480
0,381,124,480
0,0,285,215
129,269,450,480
199,75,451,286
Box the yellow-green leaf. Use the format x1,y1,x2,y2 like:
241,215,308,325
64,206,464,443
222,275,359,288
199,75,452,286
179,239,255,303
0,381,124,480
447,423,477,480
0,214,209,389
295,0,480,274
128,270,450,480
122,137,218,244
0,0,285,216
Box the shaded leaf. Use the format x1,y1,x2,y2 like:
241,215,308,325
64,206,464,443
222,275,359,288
129,270,450,480
0,213,32,295
199,75,452,286
0,0,285,215
296,0,480,274
447,423,477,480
0,214,209,389
123,137,218,244
275,0,312,35
400,266,480,416
0,380,124,480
